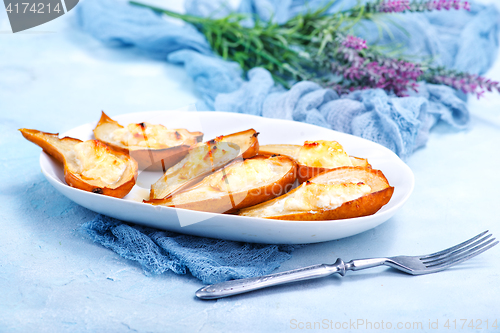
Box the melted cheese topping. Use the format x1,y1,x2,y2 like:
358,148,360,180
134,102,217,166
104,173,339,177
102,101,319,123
110,122,185,149
297,140,353,168
166,157,282,205
73,140,126,184
207,158,274,192
260,182,371,216
151,141,240,199
173,142,239,181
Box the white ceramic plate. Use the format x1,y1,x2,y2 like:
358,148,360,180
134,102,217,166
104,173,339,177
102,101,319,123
40,110,414,244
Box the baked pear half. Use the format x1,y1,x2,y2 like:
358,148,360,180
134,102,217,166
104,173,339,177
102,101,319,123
146,155,297,213
20,128,138,198
259,141,371,183
148,128,259,201
239,166,393,220
93,111,203,170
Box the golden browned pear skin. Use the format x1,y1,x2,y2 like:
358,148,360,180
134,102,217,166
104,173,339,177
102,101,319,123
149,128,260,200
93,111,203,170
239,166,393,220
146,155,297,214
20,128,138,198
258,143,371,183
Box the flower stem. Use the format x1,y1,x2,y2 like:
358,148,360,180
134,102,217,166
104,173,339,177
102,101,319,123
129,1,496,98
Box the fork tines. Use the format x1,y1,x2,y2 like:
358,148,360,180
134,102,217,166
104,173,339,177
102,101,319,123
420,230,498,270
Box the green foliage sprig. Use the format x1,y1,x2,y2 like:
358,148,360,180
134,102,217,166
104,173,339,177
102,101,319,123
129,0,498,97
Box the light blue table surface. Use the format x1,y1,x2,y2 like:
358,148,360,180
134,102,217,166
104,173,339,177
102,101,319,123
1,1,500,332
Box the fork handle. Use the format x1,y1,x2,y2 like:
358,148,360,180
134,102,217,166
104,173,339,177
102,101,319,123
195,258,347,300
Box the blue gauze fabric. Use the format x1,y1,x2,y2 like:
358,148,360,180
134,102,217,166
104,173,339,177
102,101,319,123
82,215,296,284
77,0,498,159
76,0,498,282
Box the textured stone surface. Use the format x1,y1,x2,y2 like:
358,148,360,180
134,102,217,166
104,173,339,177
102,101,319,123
1,1,500,332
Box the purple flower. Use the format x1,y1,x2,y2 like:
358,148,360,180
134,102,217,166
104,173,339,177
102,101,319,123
331,44,424,96
428,71,500,98
330,38,499,98
378,0,411,13
341,35,368,50
368,0,471,13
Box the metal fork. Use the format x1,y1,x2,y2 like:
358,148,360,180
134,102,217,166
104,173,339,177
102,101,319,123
195,231,498,299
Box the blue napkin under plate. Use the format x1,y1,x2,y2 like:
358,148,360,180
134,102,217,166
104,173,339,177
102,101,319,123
82,215,297,284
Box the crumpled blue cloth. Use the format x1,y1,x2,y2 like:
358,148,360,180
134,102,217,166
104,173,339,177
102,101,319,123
77,0,498,159
82,215,296,284
75,0,498,282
